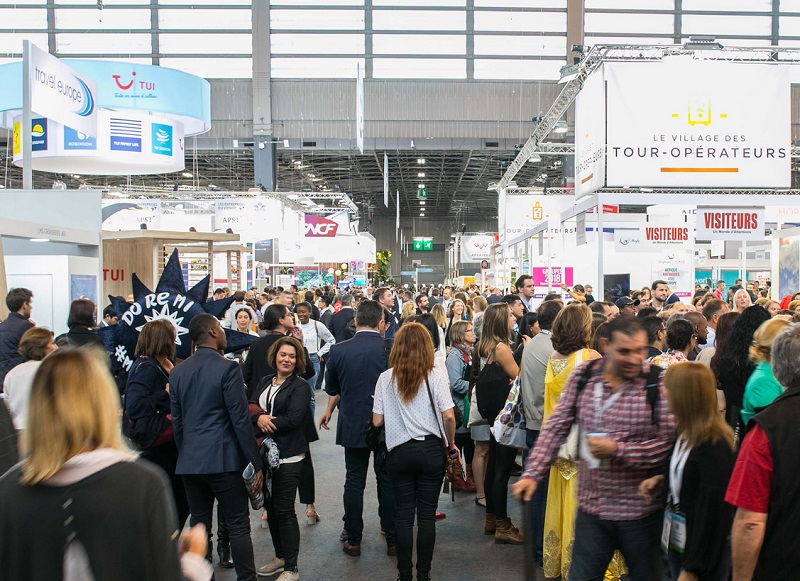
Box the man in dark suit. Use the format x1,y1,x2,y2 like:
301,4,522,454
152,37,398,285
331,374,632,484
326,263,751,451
329,294,355,342
373,286,400,342
170,314,263,581
0,288,34,386
320,300,395,557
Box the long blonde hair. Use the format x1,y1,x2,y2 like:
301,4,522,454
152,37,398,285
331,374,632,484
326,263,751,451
749,316,792,364
430,303,447,328
664,362,734,449
21,347,132,485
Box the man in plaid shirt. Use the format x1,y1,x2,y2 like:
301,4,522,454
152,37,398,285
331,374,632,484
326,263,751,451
514,315,676,580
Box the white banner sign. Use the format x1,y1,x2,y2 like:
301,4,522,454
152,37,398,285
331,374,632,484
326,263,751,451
696,207,765,241
651,251,693,299
502,194,575,243
605,61,790,188
575,67,606,198
28,43,98,137
614,224,693,253
460,234,494,263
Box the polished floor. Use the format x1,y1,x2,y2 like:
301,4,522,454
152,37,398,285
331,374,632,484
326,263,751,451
212,391,532,581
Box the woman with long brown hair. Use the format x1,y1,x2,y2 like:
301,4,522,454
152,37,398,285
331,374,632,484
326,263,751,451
640,363,735,580
372,322,456,581
475,302,523,544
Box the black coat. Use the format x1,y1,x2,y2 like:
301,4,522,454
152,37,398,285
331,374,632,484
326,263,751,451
169,347,262,474
324,331,388,448
0,313,33,386
250,374,318,459
241,333,315,400
329,308,355,343
61,327,105,349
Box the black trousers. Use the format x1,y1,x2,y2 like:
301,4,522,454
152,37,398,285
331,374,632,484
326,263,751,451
343,446,396,546
266,460,304,571
140,441,190,529
298,449,315,505
386,438,446,581
484,435,518,520
182,472,257,581
454,432,475,465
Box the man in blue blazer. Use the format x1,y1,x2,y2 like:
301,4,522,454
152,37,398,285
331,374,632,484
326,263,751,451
329,294,356,342
171,314,263,581
320,300,396,557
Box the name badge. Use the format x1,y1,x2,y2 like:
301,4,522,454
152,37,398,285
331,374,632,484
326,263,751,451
661,509,687,554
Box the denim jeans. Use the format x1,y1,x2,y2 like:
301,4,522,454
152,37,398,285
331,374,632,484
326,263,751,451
182,472,257,581
386,437,446,581
266,460,303,571
343,446,396,547
569,509,663,581
484,435,518,519
307,353,320,418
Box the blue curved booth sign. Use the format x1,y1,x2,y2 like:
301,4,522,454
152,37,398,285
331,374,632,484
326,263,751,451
0,60,211,136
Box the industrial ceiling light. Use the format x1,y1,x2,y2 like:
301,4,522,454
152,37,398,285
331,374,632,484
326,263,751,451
417,172,425,177
553,121,568,134
528,154,542,163
181,172,193,178
684,35,723,50
420,213,425,217
420,201,426,205
417,158,426,165
418,184,425,189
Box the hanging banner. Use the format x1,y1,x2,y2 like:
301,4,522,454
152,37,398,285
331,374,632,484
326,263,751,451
383,153,389,207
502,194,575,243
531,266,573,288
575,66,606,198
576,212,586,246
460,233,495,263
605,61,790,188
696,207,765,241
28,43,98,137
614,224,693,252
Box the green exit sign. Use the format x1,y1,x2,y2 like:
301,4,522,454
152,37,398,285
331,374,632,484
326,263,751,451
413,238,434,251
417,188,428,199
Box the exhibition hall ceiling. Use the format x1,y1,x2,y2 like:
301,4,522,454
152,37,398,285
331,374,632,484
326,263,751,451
0,146,565,220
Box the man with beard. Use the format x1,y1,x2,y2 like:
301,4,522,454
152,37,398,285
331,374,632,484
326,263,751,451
513,316,675,581
683,311,708,361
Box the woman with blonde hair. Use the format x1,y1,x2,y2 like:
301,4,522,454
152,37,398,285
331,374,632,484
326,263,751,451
0,348,210,581
732,288,752,314
542,303,626,579
740,316,792,425
472,295,489,340
400,302,416,320
430,303,447,332
640,363,735,580
372,322,456,581
763,300,781,317
788,299,800,315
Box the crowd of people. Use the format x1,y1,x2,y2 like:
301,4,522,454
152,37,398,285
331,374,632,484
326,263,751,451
1,273,800,580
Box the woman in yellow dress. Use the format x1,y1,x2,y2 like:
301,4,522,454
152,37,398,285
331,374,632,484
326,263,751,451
542,303,626,580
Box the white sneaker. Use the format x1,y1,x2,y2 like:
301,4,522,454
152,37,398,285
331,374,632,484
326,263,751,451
257,557,285,576
275,571,299,581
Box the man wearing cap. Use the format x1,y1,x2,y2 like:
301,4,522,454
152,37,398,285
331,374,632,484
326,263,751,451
615,297,640,316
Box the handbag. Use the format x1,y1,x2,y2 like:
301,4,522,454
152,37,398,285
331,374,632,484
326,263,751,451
490,376,528,449
556,349,587,461
466,355,486,427
424,376,463,501
124,359,173,450
364,420,385,453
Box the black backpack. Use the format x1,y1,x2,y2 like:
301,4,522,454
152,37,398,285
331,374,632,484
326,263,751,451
574,359,663,426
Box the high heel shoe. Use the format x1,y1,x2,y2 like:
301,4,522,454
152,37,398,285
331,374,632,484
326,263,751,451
474,495,486,507
306,508,320,525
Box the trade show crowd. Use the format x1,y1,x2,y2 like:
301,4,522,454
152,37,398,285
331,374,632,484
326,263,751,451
0,274,799,580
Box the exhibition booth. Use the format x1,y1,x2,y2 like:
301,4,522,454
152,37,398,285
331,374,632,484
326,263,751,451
495,48,800,301
0,190,102,334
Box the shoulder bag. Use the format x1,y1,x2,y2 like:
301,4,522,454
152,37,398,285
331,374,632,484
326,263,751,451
424,375,462,501
125,359,173,450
